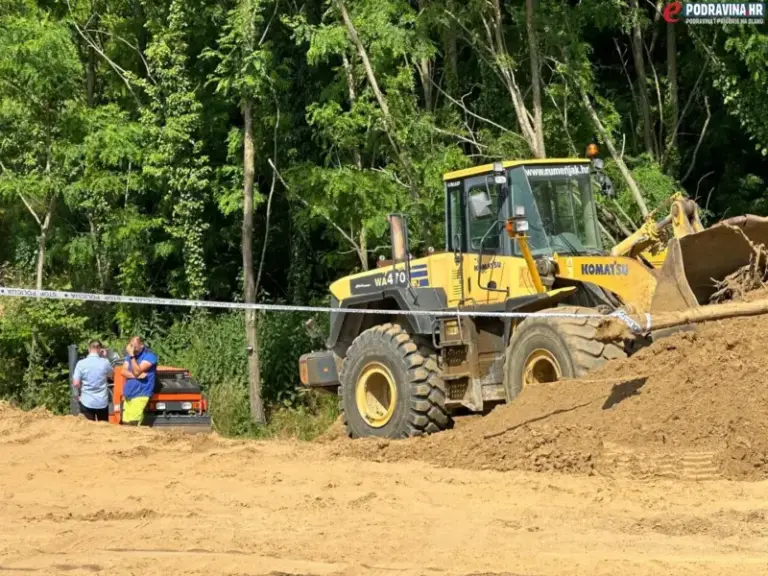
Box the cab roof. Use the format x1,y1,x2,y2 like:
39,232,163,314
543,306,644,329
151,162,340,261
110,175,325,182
442,158,590,181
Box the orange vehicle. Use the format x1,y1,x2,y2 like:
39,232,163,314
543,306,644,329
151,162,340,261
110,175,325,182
67,344,211,430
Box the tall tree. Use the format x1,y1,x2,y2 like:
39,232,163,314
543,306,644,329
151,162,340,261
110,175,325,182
628,0,655,158
206,0,281,424
0,8,84,289
666,21,678,150
142,0,212,300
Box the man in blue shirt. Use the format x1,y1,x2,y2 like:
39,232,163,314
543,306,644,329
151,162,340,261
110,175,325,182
121,336,158,425
73,340,113,422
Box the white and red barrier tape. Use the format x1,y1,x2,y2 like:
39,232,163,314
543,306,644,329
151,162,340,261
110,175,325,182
0,287,650,333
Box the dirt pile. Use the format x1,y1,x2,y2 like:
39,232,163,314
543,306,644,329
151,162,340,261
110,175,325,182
331,316,768,480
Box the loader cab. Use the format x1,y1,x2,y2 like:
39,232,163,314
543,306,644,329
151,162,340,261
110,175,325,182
444,159,605,259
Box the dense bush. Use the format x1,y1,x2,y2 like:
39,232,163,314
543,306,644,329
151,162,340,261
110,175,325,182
146,308,335,438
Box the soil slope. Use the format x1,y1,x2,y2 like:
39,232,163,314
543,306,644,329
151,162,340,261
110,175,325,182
332,316,768,481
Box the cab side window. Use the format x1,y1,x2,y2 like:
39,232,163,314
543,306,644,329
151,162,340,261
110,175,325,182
447,187,464,251
467,182,501,251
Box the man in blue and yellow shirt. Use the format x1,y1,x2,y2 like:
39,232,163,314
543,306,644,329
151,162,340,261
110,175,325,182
121,336,158,425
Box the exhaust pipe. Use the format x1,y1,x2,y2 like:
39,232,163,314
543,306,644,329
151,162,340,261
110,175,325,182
388,213,409,263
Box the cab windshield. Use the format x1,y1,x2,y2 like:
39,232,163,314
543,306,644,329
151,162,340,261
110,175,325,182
512,165,603,256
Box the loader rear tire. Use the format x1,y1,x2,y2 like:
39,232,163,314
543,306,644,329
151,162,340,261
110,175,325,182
503,306,627,402
339,323,452,439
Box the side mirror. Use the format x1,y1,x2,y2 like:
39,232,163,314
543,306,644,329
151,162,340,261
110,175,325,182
590,159,616,199
601,176,616,198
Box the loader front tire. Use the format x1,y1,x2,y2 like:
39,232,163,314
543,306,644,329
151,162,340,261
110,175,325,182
504,306,626,402
339,323,451,439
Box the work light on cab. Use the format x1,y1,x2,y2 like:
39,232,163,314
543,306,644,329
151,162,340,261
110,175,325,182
505,205,528,236
492,161,506,184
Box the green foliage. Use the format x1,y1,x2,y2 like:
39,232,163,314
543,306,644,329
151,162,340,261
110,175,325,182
145,309,333,438
209,380,338,439
148,310,248,390
147,308,326,404
602,157,682,222
264,390,338,440
0,0,767,438
141,0,212,300
708,27,768,156
0,295,88,412
0,4,85,269
207,379,257,436
204,0,279,103
0,8,82,106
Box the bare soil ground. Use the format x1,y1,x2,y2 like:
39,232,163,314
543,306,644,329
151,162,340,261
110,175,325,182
1,418,768,575
3,315,768,575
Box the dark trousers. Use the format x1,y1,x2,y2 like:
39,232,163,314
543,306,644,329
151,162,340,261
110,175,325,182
79,402,109,422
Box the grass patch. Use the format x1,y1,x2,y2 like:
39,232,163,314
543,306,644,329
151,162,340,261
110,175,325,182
208,380,339,441
266,391,339,441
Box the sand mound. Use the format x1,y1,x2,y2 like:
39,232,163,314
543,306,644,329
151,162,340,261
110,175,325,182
331,316,768,481
314,415,346,443
0,399,230,456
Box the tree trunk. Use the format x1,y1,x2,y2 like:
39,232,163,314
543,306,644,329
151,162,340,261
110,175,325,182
342,50,367,271
242,98,266,426
358,227,368,271
415,0,433,111
630,0,655,158
87,46,96,107
85,26,103,289
137,0,149,80
666,21,678,150
597,203,634,238
85,4,99,106
336,0,417,196
417,57,433,112
489,0,538,157
341,51,363,172
88,217,106,290
597,297,768,341
525,0,546,158
446,26,458,91
34,196,55,291
577,85,649,218
35,232,46,291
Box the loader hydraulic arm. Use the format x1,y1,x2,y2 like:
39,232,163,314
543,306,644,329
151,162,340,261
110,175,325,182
610,195,704,260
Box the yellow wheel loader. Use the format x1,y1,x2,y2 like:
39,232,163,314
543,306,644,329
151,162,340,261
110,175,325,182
298,155,768,439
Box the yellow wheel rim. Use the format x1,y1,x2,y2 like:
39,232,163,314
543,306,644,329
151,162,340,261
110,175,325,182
522,349,561,387
355,361,397,428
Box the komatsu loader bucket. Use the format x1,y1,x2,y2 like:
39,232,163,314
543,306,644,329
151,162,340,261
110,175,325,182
650,215,768,313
